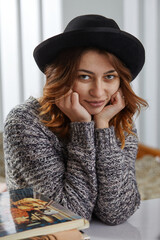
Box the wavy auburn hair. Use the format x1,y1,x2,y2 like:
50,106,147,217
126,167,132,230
39,48,148,148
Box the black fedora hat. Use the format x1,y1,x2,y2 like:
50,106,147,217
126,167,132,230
33,14,145,80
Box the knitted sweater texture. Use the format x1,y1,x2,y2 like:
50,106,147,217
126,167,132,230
3,97,140,225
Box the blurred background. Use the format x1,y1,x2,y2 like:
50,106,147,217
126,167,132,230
0,0,160,148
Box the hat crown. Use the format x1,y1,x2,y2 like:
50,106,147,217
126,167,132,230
64,14,120,33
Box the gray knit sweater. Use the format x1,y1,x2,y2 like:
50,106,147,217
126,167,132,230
3,97,140,225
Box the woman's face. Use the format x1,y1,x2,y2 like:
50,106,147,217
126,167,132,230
72,50,120,115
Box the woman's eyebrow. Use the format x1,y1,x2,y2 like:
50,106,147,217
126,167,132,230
77,69,117,75
104,70,117,74
77,69,95,75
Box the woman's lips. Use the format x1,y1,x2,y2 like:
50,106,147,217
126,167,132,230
85,100,105,107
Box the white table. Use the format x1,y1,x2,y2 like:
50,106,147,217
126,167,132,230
84,198,160,240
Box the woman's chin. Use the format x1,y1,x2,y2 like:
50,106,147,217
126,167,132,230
87,107,104,115
81,102,107,116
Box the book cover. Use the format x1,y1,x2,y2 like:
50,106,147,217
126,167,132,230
0,187,89,240
23,230,90,240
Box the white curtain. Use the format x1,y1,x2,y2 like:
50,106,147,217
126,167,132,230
124,0,160,148
0,0,62,130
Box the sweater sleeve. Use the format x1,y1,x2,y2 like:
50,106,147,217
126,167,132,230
93,126,140,225
3,107,97,220
63,121,97,219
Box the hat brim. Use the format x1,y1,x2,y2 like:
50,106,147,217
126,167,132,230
33,28,145,80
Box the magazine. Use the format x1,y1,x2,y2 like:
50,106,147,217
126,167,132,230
0,187,89,240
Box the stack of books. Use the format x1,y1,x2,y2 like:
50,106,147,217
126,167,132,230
0,187,90,240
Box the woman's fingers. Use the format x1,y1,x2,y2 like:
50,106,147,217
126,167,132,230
71,92,79,109
64,90,72,108
56,89,72,109
55,90,91,122
111,89,125,109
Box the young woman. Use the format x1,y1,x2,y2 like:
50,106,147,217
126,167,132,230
3,15,148,225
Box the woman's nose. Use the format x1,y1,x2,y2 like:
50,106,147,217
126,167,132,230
89,80,106,98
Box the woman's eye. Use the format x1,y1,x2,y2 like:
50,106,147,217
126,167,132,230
105,75,115,80
79,75,90,80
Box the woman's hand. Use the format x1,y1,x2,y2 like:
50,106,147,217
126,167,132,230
94,89,125,128
56,90,91,122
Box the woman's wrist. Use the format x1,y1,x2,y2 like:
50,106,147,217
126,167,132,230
94,119,109,129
